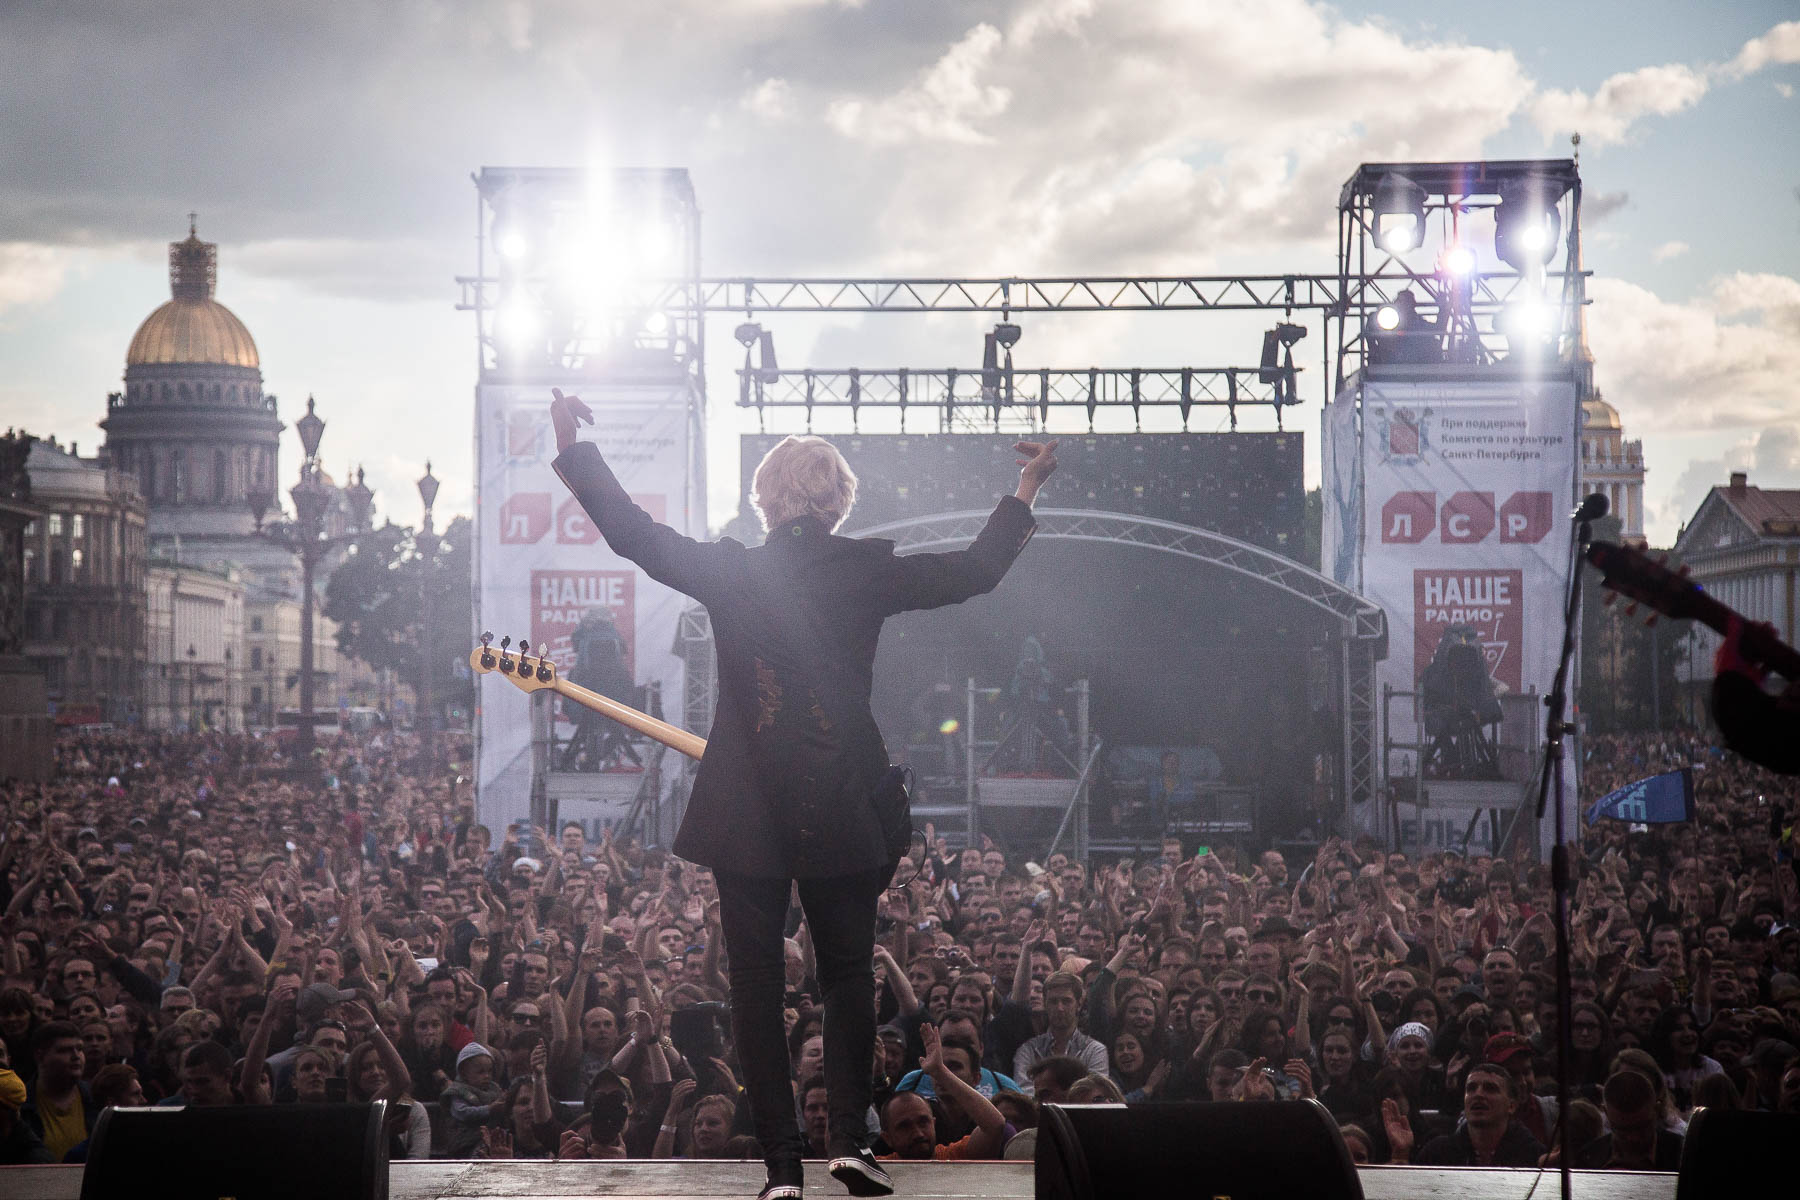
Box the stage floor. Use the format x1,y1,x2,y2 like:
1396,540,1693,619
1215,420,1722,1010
0,1160,1676,1199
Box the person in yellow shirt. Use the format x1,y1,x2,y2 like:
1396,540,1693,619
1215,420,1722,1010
22,1022,97,1163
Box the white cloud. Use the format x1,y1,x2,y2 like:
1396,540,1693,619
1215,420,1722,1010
1728,20,1800,76
741,78,796,121
1651,240,1689,262
1665,426,1800,539
0,243,81,316
826,23,1013,146
1586,272,1800,432
1531,63,1709,145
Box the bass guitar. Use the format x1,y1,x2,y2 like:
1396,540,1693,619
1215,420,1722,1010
468,632,706,760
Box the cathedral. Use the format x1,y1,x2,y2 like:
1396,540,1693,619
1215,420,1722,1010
101,220,298,592
81,220,380,727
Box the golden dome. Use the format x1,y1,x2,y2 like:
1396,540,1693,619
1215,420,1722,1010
127,298,259,368
1582,395,1621,430
124,219,260,369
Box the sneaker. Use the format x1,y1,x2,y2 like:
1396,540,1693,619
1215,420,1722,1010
758,1161,804,1200
828,1146,894,1197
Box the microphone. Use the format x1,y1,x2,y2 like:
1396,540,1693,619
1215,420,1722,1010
1573,493,1609,523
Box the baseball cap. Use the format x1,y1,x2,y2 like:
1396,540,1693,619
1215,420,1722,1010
296,982,360,1021
1482,1032,1534,1066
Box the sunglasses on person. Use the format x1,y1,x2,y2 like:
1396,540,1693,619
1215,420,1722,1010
1246,989,1279,1004
511,1012,542,1024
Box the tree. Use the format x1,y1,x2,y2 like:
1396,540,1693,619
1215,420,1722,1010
323,515,473,728
1578,516,1690,734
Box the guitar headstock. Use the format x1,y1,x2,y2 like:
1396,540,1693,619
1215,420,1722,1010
468,632,560,694
1584,541,1701,625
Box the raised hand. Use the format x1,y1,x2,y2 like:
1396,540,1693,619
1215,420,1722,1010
1381,1098,1413,1162
1013,441,1060,502
551,389,595,455
919,1021,946,1077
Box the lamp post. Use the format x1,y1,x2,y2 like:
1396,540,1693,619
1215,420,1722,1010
416,461,440,771
250,396,374,764
185,644,197,731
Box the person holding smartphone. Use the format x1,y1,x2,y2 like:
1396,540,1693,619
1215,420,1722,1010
549,391,1053,1200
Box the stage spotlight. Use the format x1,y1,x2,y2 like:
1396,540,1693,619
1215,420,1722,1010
735,321,763,348
1373,173,1427,254
1444,244,1476,276
496,228,529,262
496,303,541,346
1495,187,1561,271
1499,296,1555,356
642,311,671,337
994,322,1022,350
1374,304,1402,332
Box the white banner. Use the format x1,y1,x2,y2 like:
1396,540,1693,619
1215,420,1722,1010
474,382,699,838
1325,374,1580,851
1360,377,1576,707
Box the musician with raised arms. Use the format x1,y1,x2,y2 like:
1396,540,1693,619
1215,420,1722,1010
547,389,1056,1200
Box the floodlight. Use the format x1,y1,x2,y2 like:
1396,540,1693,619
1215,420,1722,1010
497,303,541,345
1373,173,1427,254
1374,304,1402,332
497,228,529,261
734,321,763,348
642,311,670,337
1499,297,1555,357
1444,244,1476,276
994,322,1022,350
1494,187,1561,270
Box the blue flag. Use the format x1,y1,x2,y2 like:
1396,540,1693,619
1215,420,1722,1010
1585,768,1694,825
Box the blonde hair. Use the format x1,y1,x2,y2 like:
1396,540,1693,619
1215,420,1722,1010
750,435,857,532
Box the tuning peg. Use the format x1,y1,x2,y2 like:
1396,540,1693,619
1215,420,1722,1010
536,654,554,683
480,631,493,647
519,640,531,663
499,636,511,650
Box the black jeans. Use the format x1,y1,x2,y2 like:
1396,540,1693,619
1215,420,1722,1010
715,864,890,1170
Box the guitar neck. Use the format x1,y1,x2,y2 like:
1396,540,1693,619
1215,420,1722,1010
1678,590,1800,680
550,677,707,761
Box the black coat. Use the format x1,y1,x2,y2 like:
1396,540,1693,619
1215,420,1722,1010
553,441,1036,878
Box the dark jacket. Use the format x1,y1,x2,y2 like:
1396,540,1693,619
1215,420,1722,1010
1574,1128,1685,1171
1414,1119,1545,1167
554,441,1036,878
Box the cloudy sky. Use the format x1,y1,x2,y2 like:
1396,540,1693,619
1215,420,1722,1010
1,0,1795,545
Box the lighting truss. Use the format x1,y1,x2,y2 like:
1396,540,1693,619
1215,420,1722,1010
1338,159,1586,377
735,365,1298,431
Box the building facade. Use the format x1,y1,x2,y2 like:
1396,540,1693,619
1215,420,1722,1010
145,562,247,731
1580,395,1646,545
19,439,148,723
1670,471,1800,720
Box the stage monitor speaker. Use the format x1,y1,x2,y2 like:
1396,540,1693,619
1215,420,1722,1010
1036,1100,1361,1200
1675,1107,1799,1200
80,1101,389,1200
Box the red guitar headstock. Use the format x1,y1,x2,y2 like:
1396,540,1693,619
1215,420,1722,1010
1584,541,1702,624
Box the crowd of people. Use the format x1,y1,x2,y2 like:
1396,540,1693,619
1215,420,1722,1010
1,723,1797,1169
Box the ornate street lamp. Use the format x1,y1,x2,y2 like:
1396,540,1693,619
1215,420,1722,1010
253,395,375,765
416,460,440,770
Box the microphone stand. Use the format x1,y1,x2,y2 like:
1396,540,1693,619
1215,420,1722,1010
1535,494,1602,1200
